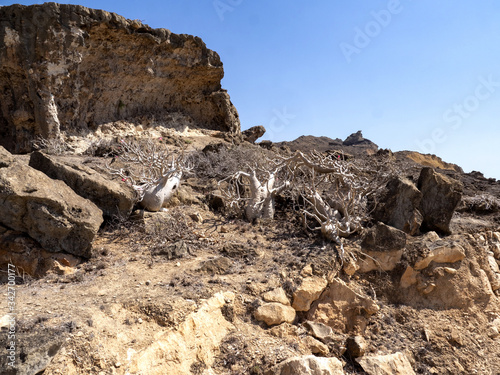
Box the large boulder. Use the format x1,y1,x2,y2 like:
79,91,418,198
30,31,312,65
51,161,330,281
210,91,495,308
0,147,102,257
373,177,423,235
0,3,240,153
29,151,135,218
417,167,462,235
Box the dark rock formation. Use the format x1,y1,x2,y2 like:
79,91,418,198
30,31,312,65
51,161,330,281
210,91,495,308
373,177,423,235
418,167,463,235
0,3,240,152
29,151,135,218
0,146,102,257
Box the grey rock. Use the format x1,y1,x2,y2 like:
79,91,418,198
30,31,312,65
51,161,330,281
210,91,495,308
29,151,135,218
0,149,102,258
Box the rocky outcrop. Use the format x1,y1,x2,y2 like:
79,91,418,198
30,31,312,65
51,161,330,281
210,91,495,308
128,292,235,375
29,151,135,218
242,125,266,143
418,167,462,235
0,146,102,257
0,3,240,152
373,177,423,235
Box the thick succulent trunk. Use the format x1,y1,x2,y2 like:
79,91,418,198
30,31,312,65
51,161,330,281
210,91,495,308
141,172,182,212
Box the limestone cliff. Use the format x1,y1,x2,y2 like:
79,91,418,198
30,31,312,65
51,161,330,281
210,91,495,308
0,2,240,152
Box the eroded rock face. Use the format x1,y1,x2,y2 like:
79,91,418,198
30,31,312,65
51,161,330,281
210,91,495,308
0,3,240,152
0,147,103,258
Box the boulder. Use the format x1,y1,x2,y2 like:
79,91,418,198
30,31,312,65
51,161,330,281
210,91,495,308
292,276,328,312
254,302,296,326
29,151,135,218
359,223,407,272
373,177,423,235
357,352,416,375
0,149,102,258
268,355,344,375
242,125,266,143
262,287,291,306
304,321,334,343
417,168,462,235
345,335,367,358
0,325,65,375
0,3,240,153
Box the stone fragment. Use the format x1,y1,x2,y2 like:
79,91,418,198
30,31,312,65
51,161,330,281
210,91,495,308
304,321,334,342
346,335,367,358
417,167,462,235
254,303,296,326
0,3,240,153
400,266,418,288
302,336,329,356
269,355,344,375
292,276,328,312
29,151,135,218
357,352,416,375
262,287,291,306
308,278,379,334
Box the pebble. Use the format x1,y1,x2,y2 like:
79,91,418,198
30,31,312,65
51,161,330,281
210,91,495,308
145,280,151,286
138,318,143,324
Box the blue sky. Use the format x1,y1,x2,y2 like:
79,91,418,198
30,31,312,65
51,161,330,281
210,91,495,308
3,1,500,179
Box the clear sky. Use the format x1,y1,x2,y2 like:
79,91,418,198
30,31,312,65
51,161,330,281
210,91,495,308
3,1,500,179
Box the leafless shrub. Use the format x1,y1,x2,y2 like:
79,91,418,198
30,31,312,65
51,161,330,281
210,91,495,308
31,135,70,155
106,138,192,211
192,144,272,180
462,194,500,213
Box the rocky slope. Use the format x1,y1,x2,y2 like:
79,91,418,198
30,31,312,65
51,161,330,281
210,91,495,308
0,3,240,153
0,127,499,375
